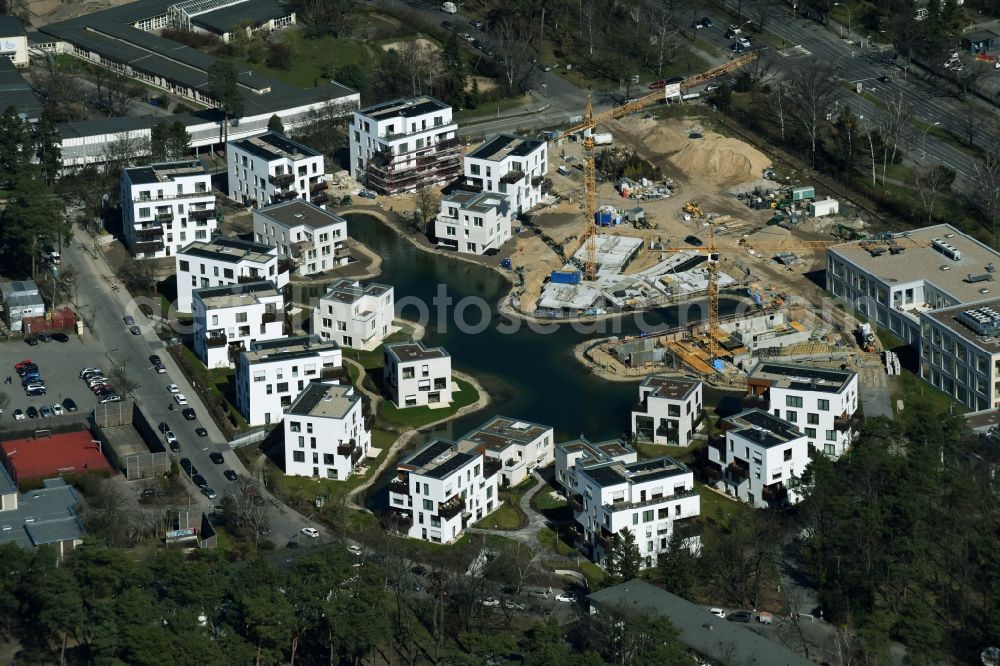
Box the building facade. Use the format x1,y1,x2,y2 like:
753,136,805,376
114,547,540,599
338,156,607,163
707,409,808,509
387,439,501,544
175,237,288,313
348,96,461,195
631,376,703,447
745,363,859,458
283,381,370,480
457,416,554,487
226,132,326,208
121,161,217,258
0,15,29,67
252,200,348,276
920,301,1000,411
383,341,452,408
463,133,547,215
192,281,286,368
235,335,343,426
314,278,395,350
0,280,44,333
433,190,512,255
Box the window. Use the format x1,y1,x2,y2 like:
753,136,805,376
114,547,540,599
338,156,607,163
632,514,638,525
236,312,248,323
785,410,797,422
276,382,289,393
805,427,817,438
323,454,334,465
642,509,654,522
293,451,304,462
807,413,819,425
423,499,433,511
337,321,347,331
825,430,837,441
817,398,830,411
783,449,792,461
289,421,301,432
179,260,189,271
785,395,803,408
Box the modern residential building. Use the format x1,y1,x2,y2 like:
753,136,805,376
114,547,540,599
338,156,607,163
569,456,701,568
348,96,461,195
433,190,512,255
387,439,501,544
226,131,326,208
192,280,286,368
283,381,371,481
314,278,395,350
707,409,809,509
456,416,554,487
631,376,703,446
745,363,860,458
0,280,44,333
554,436,637,496
121,160,217,258
235,334,343,426
175,237,289,312
826,224,1000,345
252,200,349,276
463,133,547,215
919,300,1000,411
0,15,29,67
383,341,452,408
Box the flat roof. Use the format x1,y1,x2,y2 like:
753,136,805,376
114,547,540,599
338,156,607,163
0,280,39,297
322,278,391,304
0,479,86,549
924,297,1000,354
581,456,689,488
589,580,814,666
0,14,26,36
243,334,339,363
400,439,478,480
286,381,359,419
458,416,552,453
193,279,280,308
443,190,507,215
359,96,450,122
0,463,15,496
191,0,291,34
828,224,1000,304
385,340,449,363
0,59,43,121
231,131,320,162
179,237,275,265
468,133,544,161
749,363,855,394
125,160,209,185
723,409,802,448
255,200,345,229
0,431,114,483
639,375,700,400
556,435,635,465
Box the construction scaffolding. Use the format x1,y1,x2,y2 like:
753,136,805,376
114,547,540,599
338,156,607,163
364,137,463,195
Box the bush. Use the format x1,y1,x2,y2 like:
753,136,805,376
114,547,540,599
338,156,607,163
266,41,294,70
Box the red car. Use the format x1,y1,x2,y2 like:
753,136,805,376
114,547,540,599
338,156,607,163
648,79,666,90
15,360,34,370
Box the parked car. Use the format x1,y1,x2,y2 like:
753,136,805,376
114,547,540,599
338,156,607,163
555,592,577,603
684,235,703,246
201,487,217,499
209,452,224,464
154,363,166,374
182,408,196,421
165,430,178,444
159,421,170,433
223,469,238,481
13,409,25,420
738,36,752,48
129,325,141,335
26,406,39,418
347,545,362,556
15,359,34,370
63,398,78,412
195,427,208,437
52,333,69,343
649,79,666,89
174,394,188,406
169,440,180,453
481,597,500,607
124,315,135,326
37,333,51,343
167,384,179,393
80,367,101,378
701,16,714,27
51,403,64,416
98,394,122,404
469,18,483,28
25,388,46,397
358,190,377,199
191,474,208,489
301,527,320,538
709,608,726,618
180,458,193,475
728,611,752,623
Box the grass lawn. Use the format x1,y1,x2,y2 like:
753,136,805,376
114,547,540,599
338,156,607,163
231,35,373,88
378,378,480,428
543,559,605,590
174,344,250,431
455,96,529,123
696,483,746,529
538,526,577,557
634,441,703,465
342,323,415,370
476,499,526,530
532,487,567,512
891,368,965,414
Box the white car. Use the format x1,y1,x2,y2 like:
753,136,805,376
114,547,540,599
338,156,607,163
738,36,751,48
301,527,320,538
709,608,726,618
481,597,500,607
167,384,179,393
174,394,188,406
165,430,177,444
555,592,577,603
51,403,64,416
347,545,362,556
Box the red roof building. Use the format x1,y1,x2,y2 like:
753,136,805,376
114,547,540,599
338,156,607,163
0,431,113,484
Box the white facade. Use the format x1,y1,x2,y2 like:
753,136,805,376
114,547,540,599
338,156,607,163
0,281,44,333
121,161,217,259
433,190,512,255
708,409,809,509
747,363,859,458
457,416,554,487
253,200,348,276
315,278,395,350
554,436,637,497
226,132,325,208
383,341,452,408
920,301,1000,411
175,237,288,313
192,281,285,368
387,439,500,544
235,335,343,427
348,96,461,195
0,16,29,67
283,381,370,481
631,376,703,447
463,133,547,215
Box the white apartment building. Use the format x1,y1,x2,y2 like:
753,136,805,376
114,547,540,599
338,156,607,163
315,278,395,350
708,409,809,509
0,15,29,67
554,436,637,497
283,381,371,481
387,439,501,544
571,456,701,568
235,334,343,426
456,416,554,487
463,133,547,215
226,132,326,208
631,376,703,447
383,341,452,408
433,190,512,255
920,300,1000,411
253,200,349,276
348,96,462,195
121,161,217,258
192,280,285,368
746,363,859,458
826,224,1000,346
175,236,289,313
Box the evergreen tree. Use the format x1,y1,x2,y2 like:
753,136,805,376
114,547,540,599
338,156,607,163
150,120,191,161
32,109,62,185
605,527,642,585
439,32,468,106
0,105,29,188
267,114,284,134
207,59,244,143
657,529,698,598
0,165,68,276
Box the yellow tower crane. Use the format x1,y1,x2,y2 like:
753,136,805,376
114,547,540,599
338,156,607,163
551,52,758,281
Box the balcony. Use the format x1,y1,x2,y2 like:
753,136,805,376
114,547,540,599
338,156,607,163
437,496,465,520
532,175,544,187
500,170,524,185
570,493,584,513
606,487,698,512
762,482,788,506
135,227,164,240
385,509,413,530
595,528,614,550
133,190,210,203
272,188,299,202
337,441,356,457
388,475,410,495
673,516,704,540
205,333,228,348
311,192,329,205
741,394,770,410
725,461,749,485
277,258,295,274
269,172,295,187
484,458,502,480
189,208,215,221
261,311,286,325
154,211,173,223
311,180,328,193
835,412,863,433
133,239,164,255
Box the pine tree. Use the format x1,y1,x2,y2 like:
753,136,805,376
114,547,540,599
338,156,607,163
657,529,697,598
267,114,284,134
605,527,642,585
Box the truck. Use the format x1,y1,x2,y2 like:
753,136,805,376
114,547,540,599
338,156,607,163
441,2,457,13
592,132,613,145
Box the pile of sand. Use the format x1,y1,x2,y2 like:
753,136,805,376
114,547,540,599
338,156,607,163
668,134,771,185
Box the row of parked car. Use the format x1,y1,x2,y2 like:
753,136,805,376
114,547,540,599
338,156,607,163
24,331,70,346
79,367,122,404
10,359,79,420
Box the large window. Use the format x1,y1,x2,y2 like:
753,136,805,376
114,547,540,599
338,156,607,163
785,395,803,408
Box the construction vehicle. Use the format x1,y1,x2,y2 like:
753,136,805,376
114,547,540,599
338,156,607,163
551,52,758,281
683,201,704,217
857,322,876,353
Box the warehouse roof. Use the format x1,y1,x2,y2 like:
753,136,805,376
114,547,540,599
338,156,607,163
0,14,26,36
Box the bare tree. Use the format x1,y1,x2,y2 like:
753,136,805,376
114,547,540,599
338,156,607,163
786,62,841,167
91,69,139,117
31,56,83,122
651,6,680,78
492,17,534,93
749,0,780,32
876,88,912,184
771,80,790,143
110,366,140,397
973,153,1000,246
221,477,269,542
860,119,879,187
911,165,955,223
413,185,440,235
117,256,158,293
581,0,597,57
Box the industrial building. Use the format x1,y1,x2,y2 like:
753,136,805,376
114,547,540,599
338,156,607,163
226,132,326,208
919,299,1000,411
0,280,44,333
180,0,295,43
456,416,554,487
631,376,703,447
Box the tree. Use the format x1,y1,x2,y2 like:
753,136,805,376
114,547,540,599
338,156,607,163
0,166,68,277
657,530,697,598
491,17,533,94
331,62,369,95
91,69,139,117
267,114,284,134
749,0,780,32
110,366,140,397
117,256,158,293
0,106,30,188
266,40,294,70
18,547,84,664
786,62,840,167
911,165,955,223
973,153,1000,245
605,527,642,585
524,618,573,666
31,56,82,122
413,185,440,235
875,88,912,184
32,109,62,185
150,120,191,162
207,59,244,143
770,80,790,143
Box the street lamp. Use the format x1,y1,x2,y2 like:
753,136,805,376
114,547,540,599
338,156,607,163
921,121,941,159
833,2,852,41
